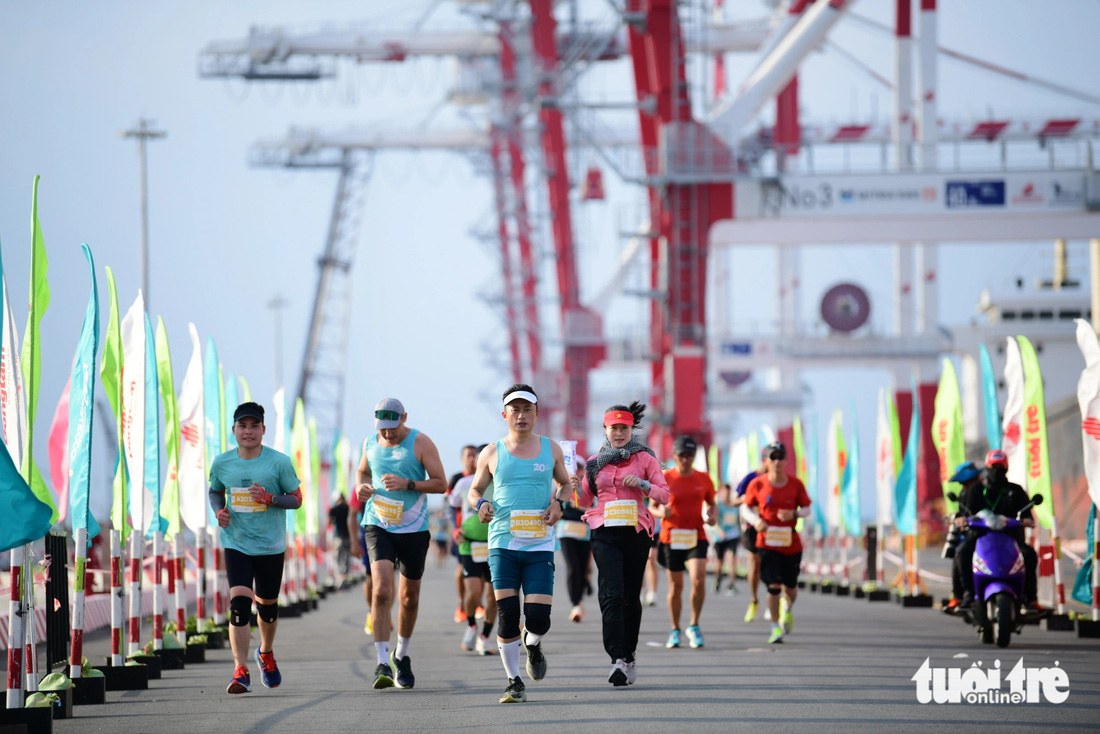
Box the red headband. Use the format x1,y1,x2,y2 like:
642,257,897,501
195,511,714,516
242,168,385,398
603,410,634,427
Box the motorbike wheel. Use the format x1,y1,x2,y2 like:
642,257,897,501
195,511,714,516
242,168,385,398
978,600,994,644
993,593,1014,648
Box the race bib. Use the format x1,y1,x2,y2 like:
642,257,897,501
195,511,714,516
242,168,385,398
557,520,589,540
722,511,738,528
230,487,267,513
470,542,489,563
763,526,793,548
669,528,698,550
509,509,547,539
372,494,404,525
604,499,638,527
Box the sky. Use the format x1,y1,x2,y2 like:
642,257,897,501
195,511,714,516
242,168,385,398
1,0,1098,525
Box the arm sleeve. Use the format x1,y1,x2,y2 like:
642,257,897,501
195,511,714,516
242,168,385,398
269,489,303,510
740,504,760,526
208,462,226,512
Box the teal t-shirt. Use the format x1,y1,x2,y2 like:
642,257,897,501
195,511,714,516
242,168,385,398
488,436,557,552
209,446,301,556
716,501,741,540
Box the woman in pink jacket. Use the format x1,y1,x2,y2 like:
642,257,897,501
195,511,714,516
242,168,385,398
576,401,670,687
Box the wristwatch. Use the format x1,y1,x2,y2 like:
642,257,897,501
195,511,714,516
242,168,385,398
406,478,415,491
554,498,565,511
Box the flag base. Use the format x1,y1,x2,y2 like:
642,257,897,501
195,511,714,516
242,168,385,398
126,653,161,679
0,702,54,732
867,589,892,602
835,584,852,597
1076,619,1100,638
95,662,149,690
72,674,106,705
898,593,934,608
154,648,186,670
1044,614,1075,632
185,643,206,664
26,685,72,719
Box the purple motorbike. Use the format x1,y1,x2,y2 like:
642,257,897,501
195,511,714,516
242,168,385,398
946,491,1045,648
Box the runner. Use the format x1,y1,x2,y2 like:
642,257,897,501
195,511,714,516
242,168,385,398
347,483,375,634
713,483,741,594
448,445,479,623
356,398,447,690
454,454,498,655
208,402,302,695
642,520,661,607
576,402,669,686
652,435,716,649
740,441,812,644
328,491,351,586
558,457,592,624
466,384,576,704
734,446,769,622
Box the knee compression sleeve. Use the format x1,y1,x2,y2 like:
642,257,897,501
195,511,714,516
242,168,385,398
497,596,521,639
256,601,279,624
523,602,552,636
766,585,782,596
229,595,252,627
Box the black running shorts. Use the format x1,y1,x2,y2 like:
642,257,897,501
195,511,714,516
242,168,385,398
760,549,802,589
363,526,431,580
224,548,285,600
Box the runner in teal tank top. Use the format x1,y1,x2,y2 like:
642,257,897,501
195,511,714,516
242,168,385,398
354,398,447,691
466,384,577,705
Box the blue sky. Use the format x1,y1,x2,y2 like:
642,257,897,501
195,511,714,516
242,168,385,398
1,0,1097,523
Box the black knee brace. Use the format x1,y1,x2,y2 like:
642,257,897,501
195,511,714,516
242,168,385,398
766,585,782,596
497,596,521,639
523,602,552,636
256,601,279,624
229,595,252,627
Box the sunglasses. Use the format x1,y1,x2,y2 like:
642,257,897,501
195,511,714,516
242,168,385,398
769,452,786,460
375,410,401,421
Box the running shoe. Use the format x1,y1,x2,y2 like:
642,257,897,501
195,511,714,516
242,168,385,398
365,612,372,635
665,629,682,648
454,605,465,624
226,666,252,694
391,653,415,689
462,625,477,651
608,659,628,687
942,598,962,615
255,648,281,688
499,676,526,703
764,607,772,621
476,605,486,620
686,625,705,649
644,591,656,607
768,625,785,644
624,660,637,685
524,638,547,681
569,604,585,623
780,601,794,635
744,601,758,623
476,634,496,656
713,577,722,593
373,663,395,689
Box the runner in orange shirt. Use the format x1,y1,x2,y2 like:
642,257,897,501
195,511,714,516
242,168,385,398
740,441,812,644
651,435,716,649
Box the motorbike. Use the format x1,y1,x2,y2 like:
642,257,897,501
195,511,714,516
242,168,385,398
945,491,1047,648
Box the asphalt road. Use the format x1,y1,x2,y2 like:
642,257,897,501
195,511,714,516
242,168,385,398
52,554,1100,733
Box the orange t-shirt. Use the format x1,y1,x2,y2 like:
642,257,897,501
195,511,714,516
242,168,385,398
659,467,716,543
743,474,811,555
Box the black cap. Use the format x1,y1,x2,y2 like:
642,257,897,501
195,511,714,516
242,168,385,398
673,435,697,456
233,402,265,424
765,441,787,460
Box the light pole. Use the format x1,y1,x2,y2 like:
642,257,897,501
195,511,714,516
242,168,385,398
122,118,166,309
268,295,289,388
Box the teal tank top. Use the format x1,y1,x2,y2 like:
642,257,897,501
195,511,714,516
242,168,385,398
488,436,557,552
361,429,429,533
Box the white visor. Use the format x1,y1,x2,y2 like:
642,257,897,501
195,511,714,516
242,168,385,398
503,389,538,407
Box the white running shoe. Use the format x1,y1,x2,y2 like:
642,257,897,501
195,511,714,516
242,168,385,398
569,604,584,623
624,660,637,685
461,625,477,651
608,659,628,687
476,634,496,656
644,591,656,607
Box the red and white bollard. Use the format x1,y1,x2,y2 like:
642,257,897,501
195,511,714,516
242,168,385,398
1051,517,1067,615
212,530,226,626
196,529,207,633
7,544,25,708
173,534,187,646
110,530,124,667
127,532,143,656
152,531,165,651
24,545,38,692
70,529,88,678
1092,512,1099,623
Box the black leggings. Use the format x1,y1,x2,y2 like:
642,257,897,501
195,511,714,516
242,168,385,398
559,538,591,606
591,526,651,663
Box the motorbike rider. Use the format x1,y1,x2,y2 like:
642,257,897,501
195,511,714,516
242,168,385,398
942,462,981,614
954,450,1040,612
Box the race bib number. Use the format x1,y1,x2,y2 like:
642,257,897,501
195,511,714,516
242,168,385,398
509,509,547,539
722,511,738,528
372,494,404,525
230,487,267,513
557,520,589,540
669,528,698,550
763,526,793,548
604,499,638,527
470,542,489,563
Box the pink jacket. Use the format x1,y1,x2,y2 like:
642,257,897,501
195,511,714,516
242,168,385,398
576,451,671,536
